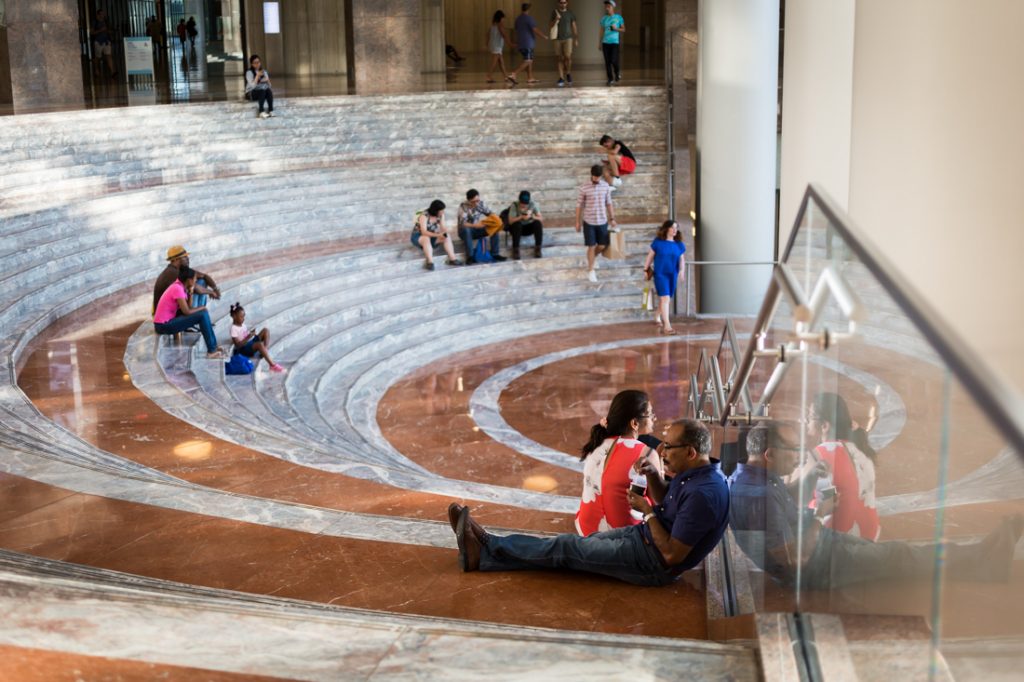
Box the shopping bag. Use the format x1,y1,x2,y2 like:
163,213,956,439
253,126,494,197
603,230,626,259
641,284,656,311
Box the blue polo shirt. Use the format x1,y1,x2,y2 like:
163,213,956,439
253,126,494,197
640,463,730,573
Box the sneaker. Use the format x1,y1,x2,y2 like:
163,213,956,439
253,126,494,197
612,176,622,187
270,364,287,373
259,111,270,119
587,270,597,283
268,111,275,117
492,254,508,262
534,246,542,258
424,261,435,270
566,73,573,85
557,78,565,87
445,258,464,266
607,80,614,87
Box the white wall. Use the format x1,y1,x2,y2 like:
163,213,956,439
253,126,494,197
778,0,854,247
780,0,1024,395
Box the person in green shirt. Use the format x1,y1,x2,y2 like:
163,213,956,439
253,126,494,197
550,0,579,87
504,190,545,260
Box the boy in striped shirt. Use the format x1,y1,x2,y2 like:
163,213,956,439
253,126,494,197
575,164,617,283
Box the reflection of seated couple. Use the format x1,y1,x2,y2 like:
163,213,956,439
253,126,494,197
730,420,1022,588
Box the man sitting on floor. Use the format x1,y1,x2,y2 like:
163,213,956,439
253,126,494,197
447,419,730,586
152,245,221,314
730,421,1023,588
501,190,544,260
457,189,507,264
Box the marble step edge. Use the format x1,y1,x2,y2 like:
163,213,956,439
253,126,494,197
0,550,749,657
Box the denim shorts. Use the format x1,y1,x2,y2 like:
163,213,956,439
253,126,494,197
410,231,439,249
519,48,534,61
583,222,609,247
234,337,259,357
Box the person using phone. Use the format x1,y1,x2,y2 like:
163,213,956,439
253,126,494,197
504,190,544,260
245,55,275,119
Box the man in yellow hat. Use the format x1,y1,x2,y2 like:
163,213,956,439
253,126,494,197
152,246,221,314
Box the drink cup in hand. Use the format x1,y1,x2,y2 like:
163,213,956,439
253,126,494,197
629,471,647,496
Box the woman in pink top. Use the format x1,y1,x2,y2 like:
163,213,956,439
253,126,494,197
153,266,224,358
576,390,661,536
807,392,881,541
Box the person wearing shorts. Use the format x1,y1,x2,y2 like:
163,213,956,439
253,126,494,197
576,164,617,283
91,9,117,78
550,0,578,87
600,134,637,187
510,3,548,85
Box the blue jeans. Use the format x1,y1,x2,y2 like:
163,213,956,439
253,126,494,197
458,226,501,260
191,277,209,308
479,525,678,586
154,310,218,353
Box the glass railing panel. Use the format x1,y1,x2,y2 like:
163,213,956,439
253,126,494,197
728,187,1024,677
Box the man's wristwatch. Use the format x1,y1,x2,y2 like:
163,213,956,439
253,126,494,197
643,512,656,524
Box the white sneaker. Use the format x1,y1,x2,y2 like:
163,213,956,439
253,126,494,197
612,176,622,187
592,258,600,269
259,111,270,119
268,111,275,117
587,270,597,283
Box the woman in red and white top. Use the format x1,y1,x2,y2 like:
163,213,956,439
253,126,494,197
575,390,661,536
807,392,881,541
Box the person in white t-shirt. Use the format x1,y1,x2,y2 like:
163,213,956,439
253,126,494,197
229,303,285,373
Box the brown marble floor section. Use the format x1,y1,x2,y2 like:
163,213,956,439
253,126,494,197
0,474,708,639
0,644,291,682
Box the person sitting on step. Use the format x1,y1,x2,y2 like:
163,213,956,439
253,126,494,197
502,190,544,260
411,199,463,271
229,302,285,373
153,245,220,315
599,134,636,187
245,55,275,119
457,189,506,264
153,267,223,359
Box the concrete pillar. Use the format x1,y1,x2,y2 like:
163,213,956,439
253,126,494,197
697,0,779,314
350,0,422,93
3,0,81,112
421,0,445,74
572,0,604,66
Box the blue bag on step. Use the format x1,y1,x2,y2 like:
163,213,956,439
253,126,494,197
472,238,494,263
225,354,254,375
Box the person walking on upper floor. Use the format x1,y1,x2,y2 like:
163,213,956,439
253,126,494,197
576,164,616,283
550,0,579,87
600,0,625,86
153,267,224,359
502,190,544,260
186,16,198,48
91,9,118,78
245,55,275,119
458,189,506,264
153,245,220,315
485,10,515,84
643,220,687,336
411,199,463,270
176,19,188,47
576,390,663,536
599,134,636,187
510,3,549,85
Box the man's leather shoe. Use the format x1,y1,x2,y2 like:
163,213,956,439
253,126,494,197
447,502,463,533
511,247,521,260
534,246,543,258
492,254,507,262
456,507,481,572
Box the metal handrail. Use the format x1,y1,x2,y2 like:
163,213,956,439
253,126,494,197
720,184,1024,460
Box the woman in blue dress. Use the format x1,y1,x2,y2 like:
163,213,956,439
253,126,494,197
643,220,686,335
